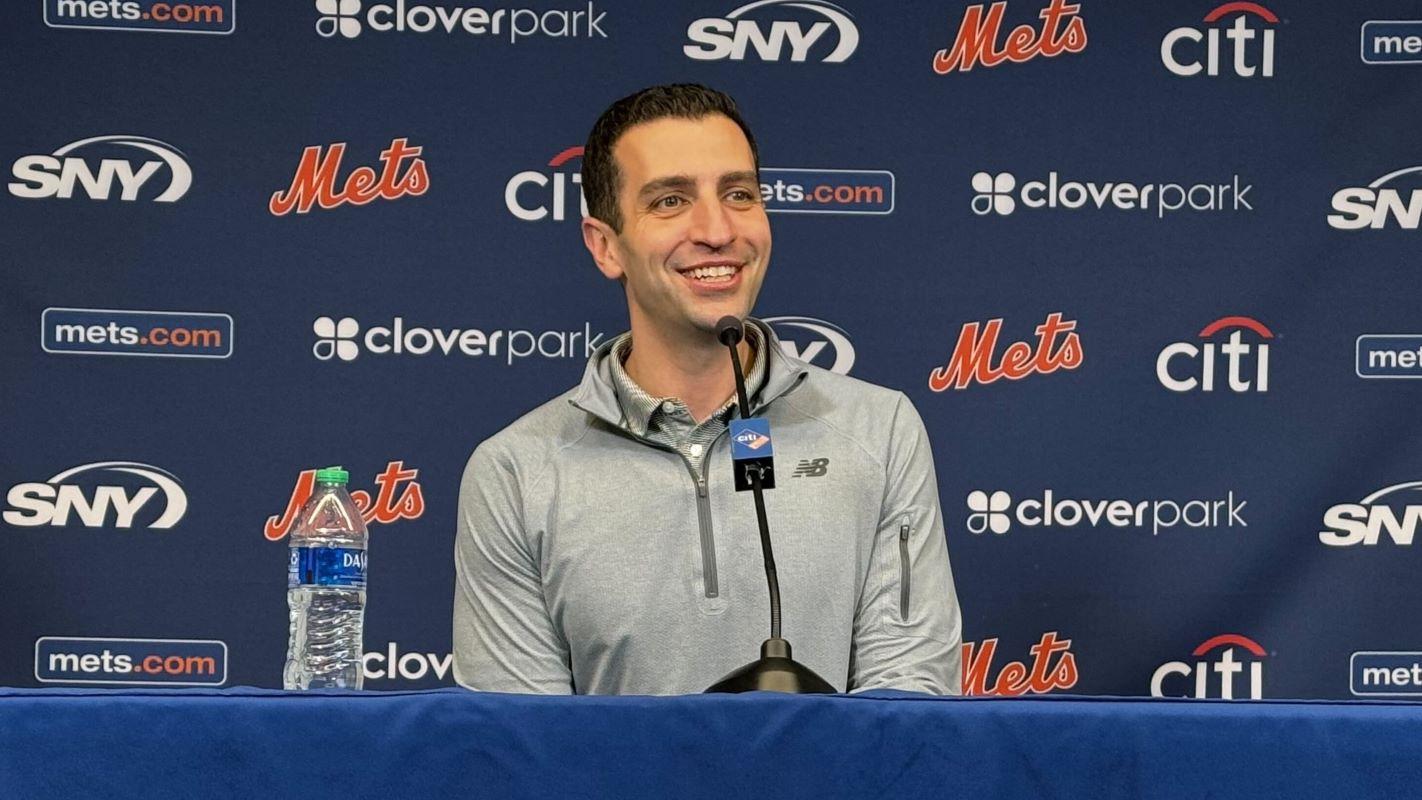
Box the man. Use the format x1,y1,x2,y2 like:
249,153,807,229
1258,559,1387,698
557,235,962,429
453,84,961,695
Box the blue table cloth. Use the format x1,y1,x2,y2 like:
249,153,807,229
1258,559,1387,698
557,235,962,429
1,687,1419,799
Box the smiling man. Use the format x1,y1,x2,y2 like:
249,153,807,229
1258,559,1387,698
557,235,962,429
453,84,962,695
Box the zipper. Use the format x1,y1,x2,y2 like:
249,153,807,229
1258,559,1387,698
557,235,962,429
898,516,911,621
687,428,731,599
574,412,728,599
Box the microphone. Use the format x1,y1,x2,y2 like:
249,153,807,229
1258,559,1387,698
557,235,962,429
705,316,834,695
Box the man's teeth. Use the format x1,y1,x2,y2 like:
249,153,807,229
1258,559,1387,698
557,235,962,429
687,265,738,282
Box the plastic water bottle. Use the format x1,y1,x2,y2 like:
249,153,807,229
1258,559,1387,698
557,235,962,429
284,466,367,690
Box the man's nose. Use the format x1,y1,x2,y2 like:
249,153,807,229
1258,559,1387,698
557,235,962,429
688,196,736,249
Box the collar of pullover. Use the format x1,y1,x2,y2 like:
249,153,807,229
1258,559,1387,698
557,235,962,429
569,317,810,431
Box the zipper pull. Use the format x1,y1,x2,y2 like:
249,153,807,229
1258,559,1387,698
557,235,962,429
697,478,708,498
899,516,911,541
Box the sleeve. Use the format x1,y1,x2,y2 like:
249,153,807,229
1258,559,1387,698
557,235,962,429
451,441,574,694
847,392,963,695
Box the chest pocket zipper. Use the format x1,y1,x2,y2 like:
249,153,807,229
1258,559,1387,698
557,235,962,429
898,516,911,621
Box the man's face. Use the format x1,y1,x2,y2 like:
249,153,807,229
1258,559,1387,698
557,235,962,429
590,114,771,339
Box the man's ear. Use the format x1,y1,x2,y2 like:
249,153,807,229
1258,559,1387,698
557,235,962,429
582,216,624,282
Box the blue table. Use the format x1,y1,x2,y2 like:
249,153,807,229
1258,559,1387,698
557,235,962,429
1,687,1418,799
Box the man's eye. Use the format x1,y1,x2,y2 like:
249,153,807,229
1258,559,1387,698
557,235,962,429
655,195,686,209
727,189,757,202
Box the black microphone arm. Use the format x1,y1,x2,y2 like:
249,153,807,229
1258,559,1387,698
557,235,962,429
716,315,780,641
705,316,834,694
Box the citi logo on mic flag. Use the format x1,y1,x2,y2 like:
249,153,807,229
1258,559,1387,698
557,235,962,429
731,419,774,457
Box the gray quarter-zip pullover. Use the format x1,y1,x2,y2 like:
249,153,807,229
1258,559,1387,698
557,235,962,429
453,318,962,695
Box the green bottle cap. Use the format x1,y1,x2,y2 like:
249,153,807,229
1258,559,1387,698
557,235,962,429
314,466,349,485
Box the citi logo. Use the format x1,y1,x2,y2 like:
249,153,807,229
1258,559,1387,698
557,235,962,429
1328,165,1422,230
505,146,584,222
1162,2,1278,78
270,138,428,215
316,0,607,41
765,316,855,375
1320,480,1422,547
1151,634,1267,699
971,171,1253,218
4,462,188,529
1156,316,1272,393
966,489,1248,536
929,312,1082,392
734,431,770,450
312,316,604,364
933,0,1086,74
684,0,859,63
9,135,191,203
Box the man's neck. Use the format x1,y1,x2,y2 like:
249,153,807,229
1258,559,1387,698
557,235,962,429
623,319,755,424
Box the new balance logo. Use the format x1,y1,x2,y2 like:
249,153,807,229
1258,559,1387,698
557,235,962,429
792,458,829,478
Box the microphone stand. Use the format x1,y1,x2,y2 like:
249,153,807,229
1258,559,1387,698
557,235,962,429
705,318,835,694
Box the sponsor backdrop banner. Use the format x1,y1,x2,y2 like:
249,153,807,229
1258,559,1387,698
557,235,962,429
2,0,1419,699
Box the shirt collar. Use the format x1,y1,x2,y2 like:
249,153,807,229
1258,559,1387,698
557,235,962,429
607,323,768,438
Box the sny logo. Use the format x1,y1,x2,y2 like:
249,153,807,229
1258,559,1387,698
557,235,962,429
1162,2,1278,78
270,138,429,215
1151,634,1266,699
962,631,1078,696
1156,316,1272,393
506,146,584,222
264,461,425,541
765,316,855,375
1319,480,1422,547
9,135,191,202
929,312,1082,391
791,458,829,478
685,0,858,63
933,0,1086,74
4,462,187,529
1329,165,1422,230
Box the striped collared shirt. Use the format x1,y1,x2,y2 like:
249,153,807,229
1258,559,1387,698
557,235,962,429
607,325,767,474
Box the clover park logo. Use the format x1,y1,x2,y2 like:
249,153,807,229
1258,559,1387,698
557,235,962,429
966,490,1012,534
971,172,1016,216
316,0,362,39
313,316,360,361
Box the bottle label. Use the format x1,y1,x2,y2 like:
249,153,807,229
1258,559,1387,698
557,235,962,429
289,546,367,588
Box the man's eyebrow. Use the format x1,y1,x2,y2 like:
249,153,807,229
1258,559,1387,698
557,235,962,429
636,175,696,200
719,170,759,187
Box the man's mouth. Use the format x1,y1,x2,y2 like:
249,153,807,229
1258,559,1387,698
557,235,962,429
677,262,743,286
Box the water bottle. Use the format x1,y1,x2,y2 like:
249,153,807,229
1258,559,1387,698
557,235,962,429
284,466,367,690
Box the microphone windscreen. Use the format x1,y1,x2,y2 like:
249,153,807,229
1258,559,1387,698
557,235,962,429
716,316,744,346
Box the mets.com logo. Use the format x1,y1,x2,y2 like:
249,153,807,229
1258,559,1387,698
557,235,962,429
42,308,231,359
45,0,234,34
36,637,226,686
315,0,607,40
966,489,1247,536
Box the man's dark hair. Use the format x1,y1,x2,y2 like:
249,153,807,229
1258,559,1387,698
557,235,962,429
582,83,760,232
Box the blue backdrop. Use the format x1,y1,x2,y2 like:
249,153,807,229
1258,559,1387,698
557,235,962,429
3,0,1421,700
